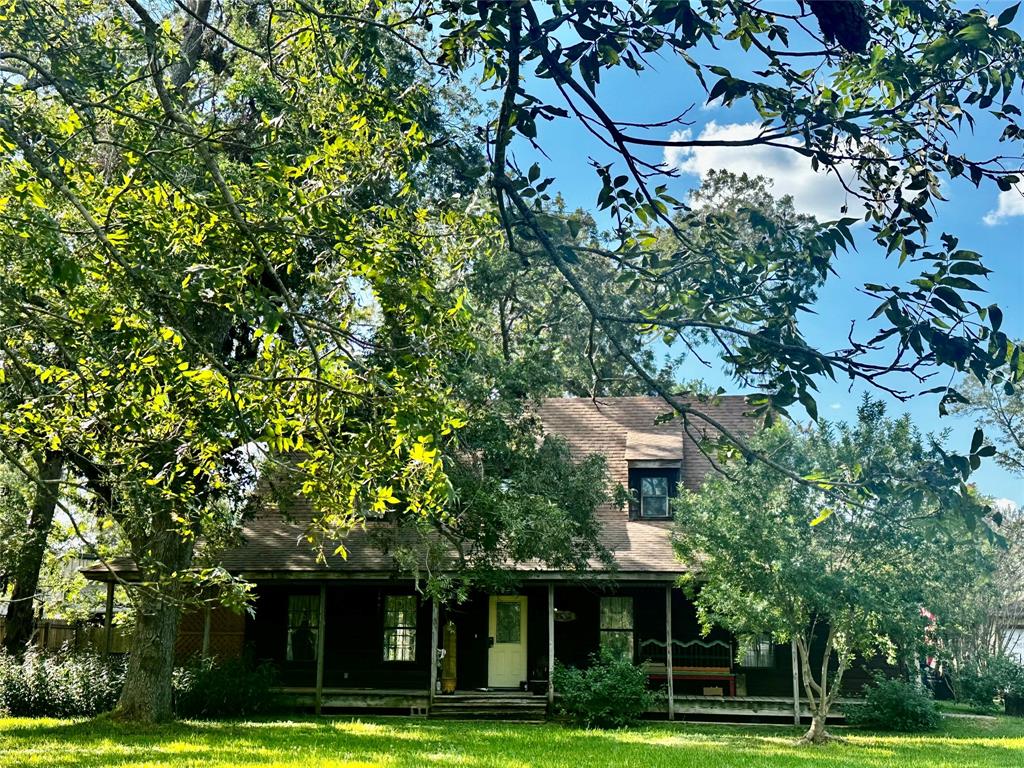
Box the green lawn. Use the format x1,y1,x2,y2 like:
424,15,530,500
0,715,1022,768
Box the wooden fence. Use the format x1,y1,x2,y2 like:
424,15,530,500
0,617,130,655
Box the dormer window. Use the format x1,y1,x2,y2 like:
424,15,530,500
625,429,682,520
640,475,670,518
628,467,679,520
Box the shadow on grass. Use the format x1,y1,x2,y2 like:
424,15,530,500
0,716,1021,768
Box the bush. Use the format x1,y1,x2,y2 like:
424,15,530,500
954,654,1024,711
172,655,279,718
0,648,125,717
845,675,941,732
552,649,652,729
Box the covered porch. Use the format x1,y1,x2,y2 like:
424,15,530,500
241,576,814,722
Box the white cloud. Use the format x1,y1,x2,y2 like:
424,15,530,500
829,402,843,411
993,498,1019,513
663,121,865,222
983,184,1024,225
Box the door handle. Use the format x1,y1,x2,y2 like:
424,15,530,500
488,636,495,647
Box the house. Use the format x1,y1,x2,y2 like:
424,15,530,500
1003,603,1024,663
83,395,865,720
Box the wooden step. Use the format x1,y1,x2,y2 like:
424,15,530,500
430,694,547,721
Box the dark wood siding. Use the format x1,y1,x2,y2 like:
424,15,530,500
242,581,893,697
246,583,431,689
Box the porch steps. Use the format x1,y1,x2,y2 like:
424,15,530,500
429,692,548,722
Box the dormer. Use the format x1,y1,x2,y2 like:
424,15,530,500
625,429,682,521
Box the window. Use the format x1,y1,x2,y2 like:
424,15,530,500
383,595,418,662
287,594,320,662
495,600,522,644
640,476,670,518
628,468,678,519
741,636,775,668
600,596,634,660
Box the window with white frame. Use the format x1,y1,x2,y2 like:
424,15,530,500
287,594,320,662
600,596,634,660
627,468,678,519
383,595,418,662
741,636,775,668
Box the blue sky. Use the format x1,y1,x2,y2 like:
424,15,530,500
502,2,1024,505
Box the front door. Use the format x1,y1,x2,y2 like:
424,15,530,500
487,595,528,688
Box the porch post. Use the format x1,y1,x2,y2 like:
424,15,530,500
547,583,555,708
791,638,800,726
102,581,114,657
429,597,439,705
665,585,674,721
315,583,327,715
201,607,212,657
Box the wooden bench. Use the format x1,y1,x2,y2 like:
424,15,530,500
639,638,737,697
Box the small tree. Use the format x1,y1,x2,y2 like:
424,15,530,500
931,507,1024,699
675,398,992,744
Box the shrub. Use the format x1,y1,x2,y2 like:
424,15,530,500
845,675,941,732
172,655,279,718
1006,674,1024,717
0,648,125,717
552,649,652,728
954,654,1024,711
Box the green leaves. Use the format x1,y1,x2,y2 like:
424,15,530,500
998,3,1021,27
675,401,996,725
809,508,834,527
0,0,492,585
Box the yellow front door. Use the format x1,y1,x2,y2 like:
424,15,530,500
487,595,527,688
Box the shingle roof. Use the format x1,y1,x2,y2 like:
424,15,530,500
624,429,684,461
535,395,755,575
83,395,756,581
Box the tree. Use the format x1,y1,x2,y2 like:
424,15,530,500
466,202,683,398
931,502,1024,691
466,170,829,398
430,0,1022,509
957,360,1024,476
674,398,993,743
0,0,481,721
0,452,62,656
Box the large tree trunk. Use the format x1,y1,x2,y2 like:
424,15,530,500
803,711,831,744
113,522,195,723
2,451,63,656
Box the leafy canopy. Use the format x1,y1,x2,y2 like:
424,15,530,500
429,0,1024,512
675,397,995,731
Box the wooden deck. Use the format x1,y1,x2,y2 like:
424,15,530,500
277,687,545,719
650,694,856,722
278,687,430,715
278,686,854,723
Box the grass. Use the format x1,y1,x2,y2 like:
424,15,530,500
0,715,1022,768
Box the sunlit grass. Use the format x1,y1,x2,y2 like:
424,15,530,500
0,715,1021,767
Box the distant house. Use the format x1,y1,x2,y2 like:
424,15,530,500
84,395,870,720
1003,603,1024,663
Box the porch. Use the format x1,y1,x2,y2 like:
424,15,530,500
237,579,840,722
